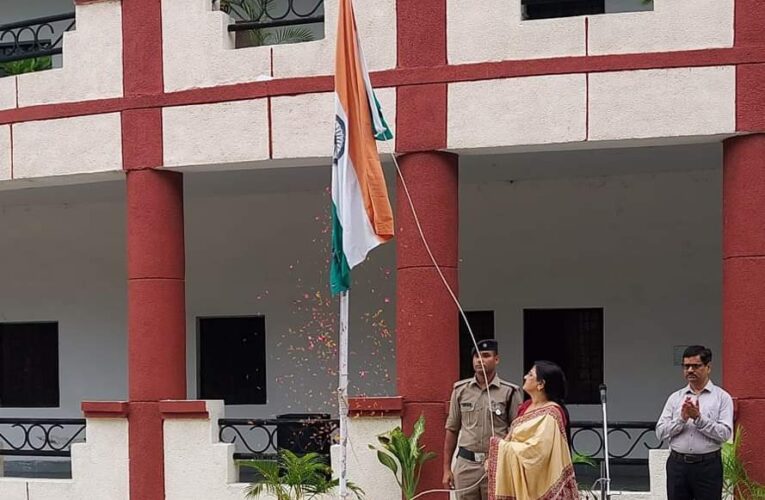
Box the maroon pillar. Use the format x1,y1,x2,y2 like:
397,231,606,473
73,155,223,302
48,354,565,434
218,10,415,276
126,169,186,500
396,151,459,497
723,134,765,483
118,0,174,495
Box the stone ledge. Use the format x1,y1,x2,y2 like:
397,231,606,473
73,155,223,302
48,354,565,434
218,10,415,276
81,401,129,418
349,396,403,417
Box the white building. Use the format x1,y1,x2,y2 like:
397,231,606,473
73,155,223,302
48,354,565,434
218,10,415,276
0,0,762,498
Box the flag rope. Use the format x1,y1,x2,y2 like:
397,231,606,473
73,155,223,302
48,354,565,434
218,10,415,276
384,144,499,498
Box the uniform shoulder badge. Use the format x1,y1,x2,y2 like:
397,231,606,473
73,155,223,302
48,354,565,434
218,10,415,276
453,378,471,388
499,379,520,390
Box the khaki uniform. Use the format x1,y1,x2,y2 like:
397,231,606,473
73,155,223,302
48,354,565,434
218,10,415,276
446,376,522,500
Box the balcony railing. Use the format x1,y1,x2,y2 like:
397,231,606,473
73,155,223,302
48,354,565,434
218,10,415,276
0,418,86,458
0,13,75,66
219,415,338,461
218,0,324,47
222,0,324,30
571,420,663,465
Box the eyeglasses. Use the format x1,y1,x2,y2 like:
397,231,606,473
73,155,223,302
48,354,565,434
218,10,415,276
682,363,706,371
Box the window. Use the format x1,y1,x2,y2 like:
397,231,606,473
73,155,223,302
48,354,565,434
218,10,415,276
522,0,653,20
198,316,267,405
459,311,495,380
0,322,59,408
523,308,603,404
522,0,604,20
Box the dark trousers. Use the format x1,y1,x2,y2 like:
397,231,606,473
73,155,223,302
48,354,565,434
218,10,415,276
666,453,723,500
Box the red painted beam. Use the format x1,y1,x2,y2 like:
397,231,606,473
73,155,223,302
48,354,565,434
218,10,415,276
159,400,210,419
396,152,459,500
122,0,164,97
723,2,765,482
1,47,765,127
82,401,130,418
723,135,765,484
120,2,181,500
122,108,163,171
348,396,404,416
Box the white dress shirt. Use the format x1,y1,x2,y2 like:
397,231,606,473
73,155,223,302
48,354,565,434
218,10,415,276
656,380,733,454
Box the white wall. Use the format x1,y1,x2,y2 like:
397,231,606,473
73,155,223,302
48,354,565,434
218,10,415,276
184,170,397,418
0,145,722,427
0,183,127,418
0,417,129,500
460,163,722,422
0,173,397,420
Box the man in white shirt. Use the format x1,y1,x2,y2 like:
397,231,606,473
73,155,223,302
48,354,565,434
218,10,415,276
656,345,733,500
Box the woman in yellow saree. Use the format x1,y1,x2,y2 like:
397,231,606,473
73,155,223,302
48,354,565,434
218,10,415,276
487,361,579,500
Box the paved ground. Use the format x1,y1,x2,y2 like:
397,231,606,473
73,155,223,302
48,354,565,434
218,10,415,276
576,463,651,493
2,460,653,494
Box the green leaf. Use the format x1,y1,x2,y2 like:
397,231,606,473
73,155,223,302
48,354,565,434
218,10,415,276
271,26,315,45
244,448,364,499
376,450,399,475
370,414,435,500
0,56,53,76
571,452,598,468
218,0,316,48
722,425,765,498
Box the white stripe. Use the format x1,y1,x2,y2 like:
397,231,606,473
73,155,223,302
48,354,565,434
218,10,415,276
355,29,387,137
332,96,382,269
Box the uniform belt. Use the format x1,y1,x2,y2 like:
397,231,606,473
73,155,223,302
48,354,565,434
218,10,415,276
669,449,721,464
457,447,486,463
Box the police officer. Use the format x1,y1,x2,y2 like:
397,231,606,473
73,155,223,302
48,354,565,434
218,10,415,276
442,339,523,500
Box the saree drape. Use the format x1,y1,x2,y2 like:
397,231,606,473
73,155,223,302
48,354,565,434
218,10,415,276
488,403,579,500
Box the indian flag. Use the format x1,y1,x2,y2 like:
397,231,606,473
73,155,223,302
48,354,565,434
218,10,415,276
330,0,394,295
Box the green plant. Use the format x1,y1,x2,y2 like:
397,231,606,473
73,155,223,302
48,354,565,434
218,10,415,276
722,425,765,499
571,452,597,468
368,414,437,500
0,56,52,76
219,0,316,47
242,449,364,500
570,453,598,493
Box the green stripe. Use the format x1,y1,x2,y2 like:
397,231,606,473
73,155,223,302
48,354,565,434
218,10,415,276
372,93,393,141
330,202,351,295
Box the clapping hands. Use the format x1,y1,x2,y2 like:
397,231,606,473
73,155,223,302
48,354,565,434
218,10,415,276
681,397,700,421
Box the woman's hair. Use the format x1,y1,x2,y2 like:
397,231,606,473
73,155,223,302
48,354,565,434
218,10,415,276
534,360,572,445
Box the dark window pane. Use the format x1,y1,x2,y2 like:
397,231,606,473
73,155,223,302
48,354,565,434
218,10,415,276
0,322,60,408
523,0,605,20
523,308,604,404
198,316,267,405
459,311,495,380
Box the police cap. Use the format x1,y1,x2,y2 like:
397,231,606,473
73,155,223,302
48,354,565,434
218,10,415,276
471,339,498,355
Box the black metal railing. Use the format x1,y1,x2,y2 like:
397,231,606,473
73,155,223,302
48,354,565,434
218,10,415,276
571,421,664,465
220,0,324,32
0,418,86,458
0,13,76,64
219,416,338,461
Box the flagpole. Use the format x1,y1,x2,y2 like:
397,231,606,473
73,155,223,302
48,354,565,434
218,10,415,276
338,290,350,499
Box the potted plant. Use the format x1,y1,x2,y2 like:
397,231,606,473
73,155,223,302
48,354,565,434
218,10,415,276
242,449,364,500
218,0,316,48
369,414,436,500
0,56,52,76
722,425,765,499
